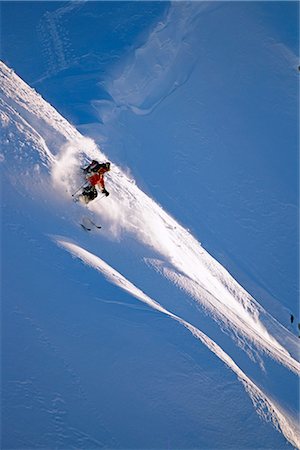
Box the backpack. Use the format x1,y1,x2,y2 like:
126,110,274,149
83,160,102,174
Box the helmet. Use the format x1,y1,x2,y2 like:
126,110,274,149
104,162,111,171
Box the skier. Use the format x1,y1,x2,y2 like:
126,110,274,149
78,160,111,204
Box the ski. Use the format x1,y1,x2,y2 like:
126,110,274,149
80,216,102,231
89,220,102,229
81,223,92,232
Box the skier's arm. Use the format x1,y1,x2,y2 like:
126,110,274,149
97,176,109,196
98,175,105,190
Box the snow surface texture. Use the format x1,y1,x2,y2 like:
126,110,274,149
1,60,299,449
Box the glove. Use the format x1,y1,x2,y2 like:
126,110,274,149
102,188,109,197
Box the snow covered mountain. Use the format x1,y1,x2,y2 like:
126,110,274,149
1,59,299,449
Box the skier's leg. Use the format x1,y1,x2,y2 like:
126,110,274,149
90,187,98,200
80,185,97,203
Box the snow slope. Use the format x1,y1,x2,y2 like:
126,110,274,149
57,238,300,448
1,61,299,449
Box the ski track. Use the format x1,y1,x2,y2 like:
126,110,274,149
56,238,300,450
1,61,299,448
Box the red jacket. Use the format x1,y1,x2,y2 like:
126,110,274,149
87,167,108,189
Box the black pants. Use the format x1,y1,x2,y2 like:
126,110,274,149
82,185,98,201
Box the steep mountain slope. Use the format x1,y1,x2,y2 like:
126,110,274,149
1,62,299,449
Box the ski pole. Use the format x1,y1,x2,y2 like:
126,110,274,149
93,193,106,204
72,181,88,197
